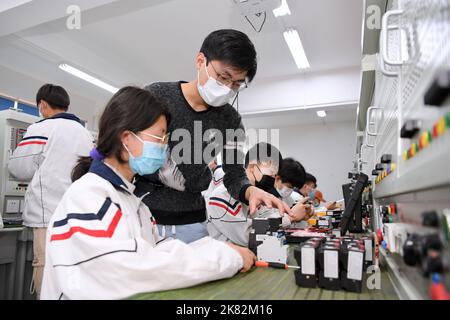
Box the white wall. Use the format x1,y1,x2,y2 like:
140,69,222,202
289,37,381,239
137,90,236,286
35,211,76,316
239,67,360,114
0,64,100,130
243,118,357,201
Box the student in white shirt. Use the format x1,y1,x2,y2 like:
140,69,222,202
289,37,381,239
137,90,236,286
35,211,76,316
8,84,93,298
41,87,255,300
206,143,312,247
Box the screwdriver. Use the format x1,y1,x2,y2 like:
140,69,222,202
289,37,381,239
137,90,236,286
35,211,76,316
255,261,300,270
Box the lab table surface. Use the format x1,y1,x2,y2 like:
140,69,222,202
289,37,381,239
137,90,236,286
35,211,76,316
131,248,399,300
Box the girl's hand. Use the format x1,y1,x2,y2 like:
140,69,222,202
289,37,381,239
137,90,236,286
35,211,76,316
227,242,257,273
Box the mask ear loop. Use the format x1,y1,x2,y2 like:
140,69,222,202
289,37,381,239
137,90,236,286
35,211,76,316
123,132,145,159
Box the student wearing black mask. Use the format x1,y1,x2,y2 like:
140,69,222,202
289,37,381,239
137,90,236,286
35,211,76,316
205,143,310,247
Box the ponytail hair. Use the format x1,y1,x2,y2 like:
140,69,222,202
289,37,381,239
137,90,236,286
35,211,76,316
72,157,93,182
71,86,170,182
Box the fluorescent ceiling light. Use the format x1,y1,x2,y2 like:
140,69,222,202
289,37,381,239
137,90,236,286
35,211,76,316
0,0,33,13
283,28,310,69
59,64,119,94
317,110,327,118
273,0,291,17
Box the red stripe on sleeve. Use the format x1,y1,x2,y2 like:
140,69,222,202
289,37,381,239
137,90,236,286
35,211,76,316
50,210,122,242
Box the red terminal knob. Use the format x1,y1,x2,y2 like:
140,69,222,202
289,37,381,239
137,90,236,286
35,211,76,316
377,229,383,244
390,203,397,215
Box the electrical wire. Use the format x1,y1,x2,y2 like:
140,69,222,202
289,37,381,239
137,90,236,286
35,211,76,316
245,11,267,33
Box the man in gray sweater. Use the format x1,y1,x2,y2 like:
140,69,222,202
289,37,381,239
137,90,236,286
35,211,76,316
135,29,292,243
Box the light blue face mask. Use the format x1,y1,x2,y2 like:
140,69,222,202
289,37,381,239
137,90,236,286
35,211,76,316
124,133,167,176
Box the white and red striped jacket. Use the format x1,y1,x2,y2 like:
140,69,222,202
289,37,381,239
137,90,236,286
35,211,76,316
8,113,93,227
206,183,292,247
41,160,243,300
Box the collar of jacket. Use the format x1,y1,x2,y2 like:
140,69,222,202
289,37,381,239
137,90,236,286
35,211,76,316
37,112,84,125
89,160,132,195
212,165,222,174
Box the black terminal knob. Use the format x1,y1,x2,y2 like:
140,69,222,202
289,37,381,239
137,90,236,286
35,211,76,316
375,163,385,171
403,234,421,266
421,251,445,277
420,234,443,257
401,120,421,139
381,154,392,164
424,70,450,107
422,211,440,228
372,170,380,176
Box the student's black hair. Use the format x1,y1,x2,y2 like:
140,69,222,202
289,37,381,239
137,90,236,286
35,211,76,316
36,84,70,111
305,173,317,188
200,29,258,82
71,86,170,181
244,142,283,169
278,158,306,189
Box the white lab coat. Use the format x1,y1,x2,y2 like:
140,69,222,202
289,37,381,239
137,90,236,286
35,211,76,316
8,113,93,227
41,160,243,300
206,183,291,247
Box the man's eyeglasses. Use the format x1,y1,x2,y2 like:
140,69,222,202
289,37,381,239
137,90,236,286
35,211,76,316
207,61,248,92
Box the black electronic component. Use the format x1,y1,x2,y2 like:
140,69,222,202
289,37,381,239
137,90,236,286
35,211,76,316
252,218,270,234
294,270,317,288
375,163,385,171
422,211,440,228
424,70,450,106
372,170,380,176
340,271,363,293
421,251,446,277
268,217,282,232
340,173,368,235
402,233,443,268
381,154,392,163
293,240,322,288
248,231,261,254
318,271,341,290
403,234,421,266
400,120,421,138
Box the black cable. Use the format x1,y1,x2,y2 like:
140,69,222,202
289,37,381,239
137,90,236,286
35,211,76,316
245,11,267,33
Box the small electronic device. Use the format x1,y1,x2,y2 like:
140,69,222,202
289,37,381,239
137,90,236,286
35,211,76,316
340,173,369,235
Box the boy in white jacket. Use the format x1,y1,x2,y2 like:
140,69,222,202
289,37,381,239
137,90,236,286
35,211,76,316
8,84,93,298
206,143,313,247
41,87,255,300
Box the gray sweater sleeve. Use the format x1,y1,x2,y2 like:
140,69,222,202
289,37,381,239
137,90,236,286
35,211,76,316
221,117,251,203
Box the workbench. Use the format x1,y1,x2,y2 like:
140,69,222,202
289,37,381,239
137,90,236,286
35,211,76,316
131,249,399,300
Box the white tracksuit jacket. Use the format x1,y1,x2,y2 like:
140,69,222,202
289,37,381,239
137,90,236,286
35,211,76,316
41,160,243,300
206,183,292,247
8,113,93,227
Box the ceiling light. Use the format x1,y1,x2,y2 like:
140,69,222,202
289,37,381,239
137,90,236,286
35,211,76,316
317,110,327,118
273,0,291,17
283,28,310,69
59,63,119,94
0,0,33,13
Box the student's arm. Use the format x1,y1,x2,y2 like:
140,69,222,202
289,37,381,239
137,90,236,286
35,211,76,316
221,119,251,201
43,183,243,300
8,124,47,181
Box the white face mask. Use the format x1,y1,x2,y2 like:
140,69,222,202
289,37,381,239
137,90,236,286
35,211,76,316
277,186,293,198
197,61,237,107
38,105,44,118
